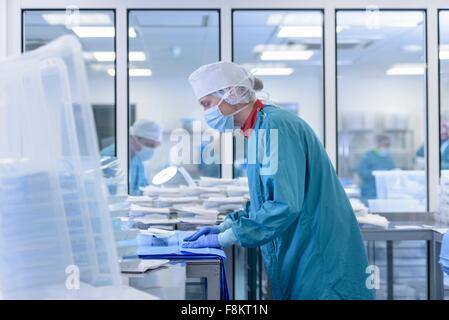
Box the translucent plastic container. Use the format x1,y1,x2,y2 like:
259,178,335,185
0,60,75,298
368,199,426,213
0,36,120,298
373,170,426,200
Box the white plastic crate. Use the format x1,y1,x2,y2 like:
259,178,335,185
373,170,426,200
368,199,425,213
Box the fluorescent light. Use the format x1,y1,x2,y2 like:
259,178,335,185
277,25,344,38
107,68,154,77
278,26,322,38
260,50,314,61
72,26,115,38
251,67,294,76
129,51,146,61
72,27,136,38
386,63,425,76
254,44,306,53
43,13,112,25
267,13,322,26
89,51,146,62
267,13,283,25
90,63,114,72
440,51,449,60
129,68,152,77
440,45,449,60
403,44,422,53
129,27,137,38
93,51,115,62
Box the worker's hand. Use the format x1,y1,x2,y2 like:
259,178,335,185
183,226,220,242
182,234,221,249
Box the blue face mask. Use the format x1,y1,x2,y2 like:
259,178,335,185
204,94,252,133
136,145,155,161
377,148,389,157
204,104,234,133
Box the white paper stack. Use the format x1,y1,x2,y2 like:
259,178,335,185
357,214,390,229
226,185,249,197
155,196,201,207
349,198,369,217
129,204,170,218
140,185,183,197
174,205,220,225
120,259,169,273
132,216,180,229
203,196,248,210
126,195,154,207
109,201,130,218
197,176,237,187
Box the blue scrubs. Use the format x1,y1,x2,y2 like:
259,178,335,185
227,105,373,300
357,150,395,203
100,144,148,195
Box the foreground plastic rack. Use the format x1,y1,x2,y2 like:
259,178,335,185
0,35,123,299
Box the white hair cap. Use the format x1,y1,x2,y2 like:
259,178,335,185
188,61,254,100
130,119,162,142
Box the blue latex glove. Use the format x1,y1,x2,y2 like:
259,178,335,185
182,234,221,248
183,226,220,242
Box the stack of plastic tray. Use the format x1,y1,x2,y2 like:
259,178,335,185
370,170,426,212
0,35,121,298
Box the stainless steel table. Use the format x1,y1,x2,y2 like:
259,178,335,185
185,259,222,300
241,212,447,300
359,212,446,300
123,258,222,300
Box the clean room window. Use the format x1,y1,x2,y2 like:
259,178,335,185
23,10,116,154
128,10,220,194
232,10,324,177
336,10,427,212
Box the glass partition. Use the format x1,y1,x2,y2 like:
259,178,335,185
232,10,324,177
128,10,220,194
23,9,116,154
336,10,427,212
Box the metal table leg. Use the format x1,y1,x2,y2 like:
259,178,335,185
428,239,444,300
224,246,234,299
247,248,257,300
386,241,394,300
